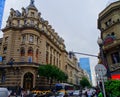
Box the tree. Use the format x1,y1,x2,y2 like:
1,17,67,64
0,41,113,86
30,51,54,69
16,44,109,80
80,76,91,88
105,80,120,97
38,64,68,88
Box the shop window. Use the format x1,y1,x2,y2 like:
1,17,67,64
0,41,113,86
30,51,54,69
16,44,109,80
1,70,6,83
111,52,120,64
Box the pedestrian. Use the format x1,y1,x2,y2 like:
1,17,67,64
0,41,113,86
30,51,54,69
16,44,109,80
85,91,88,97
87,89,92,97
64,92,68,97
98,91,103,97
79,89,82,97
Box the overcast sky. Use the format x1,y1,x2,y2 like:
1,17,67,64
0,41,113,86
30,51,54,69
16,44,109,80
1,0,110,85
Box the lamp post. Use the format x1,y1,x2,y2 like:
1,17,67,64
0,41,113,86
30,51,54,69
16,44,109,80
97,37,111,79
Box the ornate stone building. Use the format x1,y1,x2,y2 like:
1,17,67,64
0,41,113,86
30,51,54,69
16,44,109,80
98,0,120,79
0,0,84,90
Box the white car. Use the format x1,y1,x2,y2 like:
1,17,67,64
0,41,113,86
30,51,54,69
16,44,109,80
73,90,80,96
0,87,10,97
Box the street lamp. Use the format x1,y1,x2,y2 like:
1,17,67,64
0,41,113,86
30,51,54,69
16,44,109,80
97,37,111,79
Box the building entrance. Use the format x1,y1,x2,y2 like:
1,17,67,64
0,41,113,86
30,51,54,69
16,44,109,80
23,72,33,90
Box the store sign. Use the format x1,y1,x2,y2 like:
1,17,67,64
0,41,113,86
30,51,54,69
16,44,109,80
111,74,120,80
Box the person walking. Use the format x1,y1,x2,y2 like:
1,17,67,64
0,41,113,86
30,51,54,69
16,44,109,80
98,91,103,97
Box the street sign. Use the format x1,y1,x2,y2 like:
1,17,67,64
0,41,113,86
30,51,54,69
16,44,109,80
96,76,107,82
95,64,107,76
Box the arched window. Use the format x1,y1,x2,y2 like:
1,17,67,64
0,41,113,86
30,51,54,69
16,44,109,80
29,35,34,42
20,47,25,56
3,46,7,54
22,35,26,43
28,47,33,62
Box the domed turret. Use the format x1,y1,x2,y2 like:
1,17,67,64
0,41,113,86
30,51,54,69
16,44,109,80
107,0,120,6
26,0,38,11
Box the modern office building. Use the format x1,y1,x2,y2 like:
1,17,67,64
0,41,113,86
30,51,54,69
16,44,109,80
79,58,92,81
0,0,84,90
0,0,6,29
98,0,120,80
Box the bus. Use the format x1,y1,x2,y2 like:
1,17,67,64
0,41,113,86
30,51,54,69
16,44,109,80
55,83,74,95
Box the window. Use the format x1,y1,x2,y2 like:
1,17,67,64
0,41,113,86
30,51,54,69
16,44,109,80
65,65,67,70
3,47,7,54
36,49,38,63
31,20,34,25
105,19,112,27
22,35,26,43
24,20,27,25
1,70,6,83
5,37,8,43
46,51,49,64
111,52,120,64
2,56,6,64
46,43,49,50
20,47,25,56
18,20,20,26
28,56,32,62
35,37,39,45
31,12,35,17
28,47,33,62
29,35,34,42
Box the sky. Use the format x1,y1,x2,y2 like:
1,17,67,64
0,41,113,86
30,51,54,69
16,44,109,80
1,0,110,86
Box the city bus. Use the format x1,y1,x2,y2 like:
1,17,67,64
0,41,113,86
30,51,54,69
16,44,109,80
55,83,74,95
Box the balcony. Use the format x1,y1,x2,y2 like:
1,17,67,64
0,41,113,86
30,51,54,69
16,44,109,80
110,63,120,72
103,38,120,50
0,62,43,68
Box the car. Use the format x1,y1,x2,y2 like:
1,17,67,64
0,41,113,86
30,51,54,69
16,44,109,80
73,90,80,96
0,87,10,97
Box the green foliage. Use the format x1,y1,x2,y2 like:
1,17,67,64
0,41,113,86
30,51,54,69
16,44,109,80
38,64,68,82
80,76,91,88
105,80,120,97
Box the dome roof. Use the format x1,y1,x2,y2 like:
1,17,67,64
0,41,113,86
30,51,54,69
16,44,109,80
107,0,120,6
26,0,38,11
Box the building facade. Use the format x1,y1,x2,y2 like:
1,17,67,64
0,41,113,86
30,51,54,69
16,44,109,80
98,0,120,79
0,0,84,90
0,0,6,29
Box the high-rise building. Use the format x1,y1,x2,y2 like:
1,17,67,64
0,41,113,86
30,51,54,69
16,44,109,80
0,0,6,29
79,58,92,81
98,0,120,80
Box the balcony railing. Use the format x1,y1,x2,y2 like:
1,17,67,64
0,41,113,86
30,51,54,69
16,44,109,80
110,63,120,72
0,62,43,68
